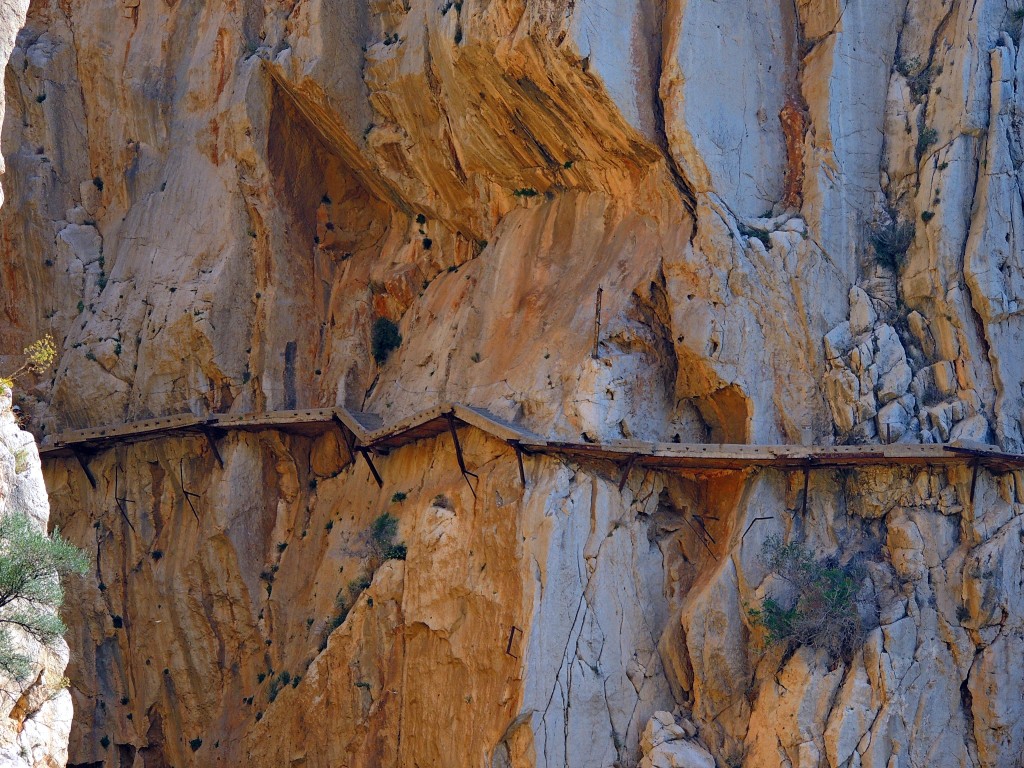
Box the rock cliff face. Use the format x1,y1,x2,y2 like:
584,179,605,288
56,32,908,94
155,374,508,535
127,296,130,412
1,0,1024,766
0,388,74,768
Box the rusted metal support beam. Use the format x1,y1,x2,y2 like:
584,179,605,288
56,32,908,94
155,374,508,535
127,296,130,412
618,454,638,492
692,514,716,545
682,514,717,560
512,443,527,488
200,427,224,469
446,412,478,498
800,465,811,515
358,449,384,488
71,448,97,489
506,626,523,659
178,460,202,523
113,462,137,534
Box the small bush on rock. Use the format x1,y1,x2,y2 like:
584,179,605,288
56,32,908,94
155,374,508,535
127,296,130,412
370,318,402,365
1,334,57,391
870,219,915,270
748,535,867,660
370,513,406,560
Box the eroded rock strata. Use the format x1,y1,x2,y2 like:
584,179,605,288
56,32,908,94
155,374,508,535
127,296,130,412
1,0,1023,766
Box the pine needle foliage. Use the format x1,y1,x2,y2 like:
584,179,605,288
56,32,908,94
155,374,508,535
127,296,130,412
0,513,88,680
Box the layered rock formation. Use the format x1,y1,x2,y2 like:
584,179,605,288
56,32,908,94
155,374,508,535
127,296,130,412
0,0,1022,766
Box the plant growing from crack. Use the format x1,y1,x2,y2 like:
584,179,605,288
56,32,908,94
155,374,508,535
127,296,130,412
1,334,57,392
370,318,402,365
870,219,915,271
748,535,869,661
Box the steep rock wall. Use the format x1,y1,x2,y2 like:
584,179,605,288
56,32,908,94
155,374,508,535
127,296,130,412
0,0,1022,766
0,388,74,767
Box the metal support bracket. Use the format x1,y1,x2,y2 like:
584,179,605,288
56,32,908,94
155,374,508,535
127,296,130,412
512,442,527,488
506,626,523,659
113,461,137,534
358,448,384,488
692,513,717,545
618,454,638,492
682,513,717,560
446,412,478,498
800,464,811,515
71,448,97,489
970,461,980,504
179,459,201,523
200,426,224,469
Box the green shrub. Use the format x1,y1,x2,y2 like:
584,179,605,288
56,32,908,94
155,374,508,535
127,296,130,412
348,576,372,596
189,738,202,752
748,535,867,660
512,188,538,198
370,513,407,561
737,222,772,250
267,674,284,702
370,318,402,364
870,219,915,270
0,514,88,681
916,126,938,161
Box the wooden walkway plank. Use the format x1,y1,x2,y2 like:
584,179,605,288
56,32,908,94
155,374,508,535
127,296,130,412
332,407,382,444
36,402,1024,474
451,404,541,442
362,404,451,450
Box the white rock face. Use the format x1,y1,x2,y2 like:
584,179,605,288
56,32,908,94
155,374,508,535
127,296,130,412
0,0,29,208
662,0,796,218
0,388,73,768
639,711,714,768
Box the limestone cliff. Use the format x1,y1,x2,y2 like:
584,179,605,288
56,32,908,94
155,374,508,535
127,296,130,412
0,388,74,768
1,0,1023,766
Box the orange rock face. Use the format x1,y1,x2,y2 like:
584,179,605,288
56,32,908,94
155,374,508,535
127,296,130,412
2,0,1024,766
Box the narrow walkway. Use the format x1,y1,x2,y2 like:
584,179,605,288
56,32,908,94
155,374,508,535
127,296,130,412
37,403,1024,477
